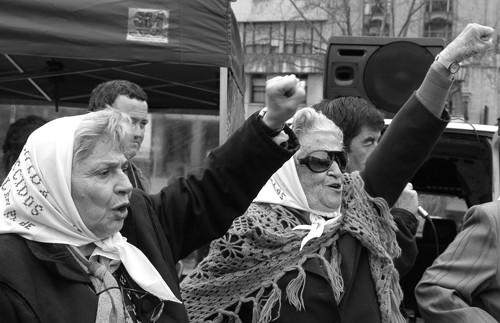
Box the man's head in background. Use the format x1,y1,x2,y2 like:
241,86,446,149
89,80,148,159
2,115,47,176
313,97,385,172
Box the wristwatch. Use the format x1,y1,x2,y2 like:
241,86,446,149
258,108,285,137
435,54,461,74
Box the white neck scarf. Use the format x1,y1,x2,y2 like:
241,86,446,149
0,114,180,303
253,157,342,249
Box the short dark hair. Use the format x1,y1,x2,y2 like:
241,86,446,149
88,80,148,112
312,97,385,150
2,115,47,175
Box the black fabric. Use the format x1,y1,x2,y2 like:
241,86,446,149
392,208,419,277
125,162,150,194
337,233,381,323
0,235,97,323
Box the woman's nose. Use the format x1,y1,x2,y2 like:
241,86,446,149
117,170,133,194
327,160,343,176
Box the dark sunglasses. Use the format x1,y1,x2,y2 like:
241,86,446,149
298,150,348,173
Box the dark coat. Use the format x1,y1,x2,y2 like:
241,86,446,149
239,94,450,323
126,162,151,194
0,113,299,323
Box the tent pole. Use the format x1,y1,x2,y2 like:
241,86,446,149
219,67,228,144
4,54,52,102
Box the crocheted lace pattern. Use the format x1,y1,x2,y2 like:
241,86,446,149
181,172,405,323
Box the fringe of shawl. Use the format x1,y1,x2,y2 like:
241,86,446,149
181,172,405,323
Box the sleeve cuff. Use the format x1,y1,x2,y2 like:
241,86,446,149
416,61,454,114
258,108,286,137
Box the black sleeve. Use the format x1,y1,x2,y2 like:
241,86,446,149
391,208,419,277
361,94,449,207
149,112,300,261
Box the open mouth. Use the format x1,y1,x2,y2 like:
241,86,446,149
113,203,130,213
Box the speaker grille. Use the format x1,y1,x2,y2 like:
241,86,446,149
364,41,434,113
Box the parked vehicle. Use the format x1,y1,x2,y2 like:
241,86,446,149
394,118,499,319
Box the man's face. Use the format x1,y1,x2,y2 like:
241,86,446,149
346,126,381,172
71,138,133,239
112,95,148,159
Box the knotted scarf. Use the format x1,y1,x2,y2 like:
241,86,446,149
0,114,180,306
181,172,405,323
68,245,128,323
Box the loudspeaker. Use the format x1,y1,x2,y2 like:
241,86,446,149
323,36,445,115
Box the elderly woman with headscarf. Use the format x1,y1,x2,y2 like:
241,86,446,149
0,75,304,323
180,23,494,323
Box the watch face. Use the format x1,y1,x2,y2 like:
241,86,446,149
450,62,460,74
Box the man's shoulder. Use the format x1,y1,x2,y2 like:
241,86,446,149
463,201,500,231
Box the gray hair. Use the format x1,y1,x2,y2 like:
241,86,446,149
292,107,344,146
73,108,132,164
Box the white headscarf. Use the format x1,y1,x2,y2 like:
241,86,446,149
0,114,180,303
253,156,343,250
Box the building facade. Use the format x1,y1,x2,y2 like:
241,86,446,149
232,0,500,125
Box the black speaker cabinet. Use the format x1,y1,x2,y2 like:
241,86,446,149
324,36,445,115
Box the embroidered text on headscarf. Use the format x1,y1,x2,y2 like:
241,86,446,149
270,178,286,200
0,114,180,303
2,148,47,231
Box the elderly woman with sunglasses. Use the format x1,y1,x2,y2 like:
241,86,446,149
180,23,494,323
0,75,305,323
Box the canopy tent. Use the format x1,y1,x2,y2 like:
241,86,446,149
0,0,245,139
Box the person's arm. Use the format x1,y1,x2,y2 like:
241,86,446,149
149,75,305,261
391,183,419,276
361,61,452,206
362,23,494,206
415,203,500,323
391,208,419,276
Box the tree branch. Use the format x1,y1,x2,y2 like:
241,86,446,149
289,0,329,43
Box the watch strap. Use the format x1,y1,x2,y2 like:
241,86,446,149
435,54,460,74
258,109,285,137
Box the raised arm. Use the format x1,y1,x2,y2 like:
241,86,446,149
362,23,494,206
149,75,306,261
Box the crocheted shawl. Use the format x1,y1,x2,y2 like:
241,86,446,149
181,172,405,323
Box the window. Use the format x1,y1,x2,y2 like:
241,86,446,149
424,18,452,41
424,0,453,42
362,0,390,36
425,0,452,12
366,20,390,36
285,22,313,54
242,22,280,54
241,21,324,55
251,75,266,103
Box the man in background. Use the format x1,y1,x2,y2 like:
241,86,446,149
89,80,150,193
313,97,419,276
